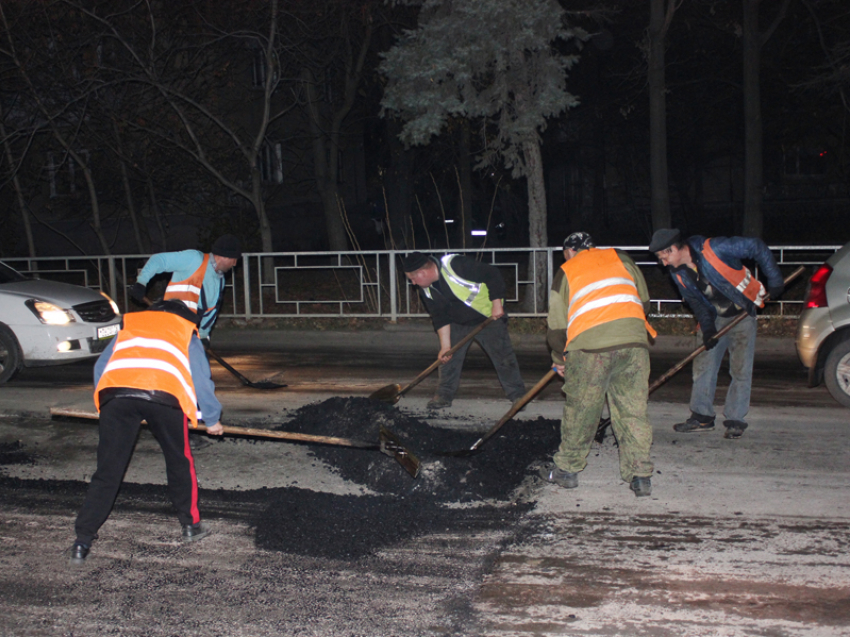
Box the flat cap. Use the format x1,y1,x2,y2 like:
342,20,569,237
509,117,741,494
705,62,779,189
211,234,241,259
563,231,594,251
648,228,681,253
402,252,431,273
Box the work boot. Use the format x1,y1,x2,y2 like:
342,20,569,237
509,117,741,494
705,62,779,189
673,414,715,433
69,542,90,566
426,397,452,410
723,420,748,439
538,464,578,489
182,522,211,543
630,476,652,497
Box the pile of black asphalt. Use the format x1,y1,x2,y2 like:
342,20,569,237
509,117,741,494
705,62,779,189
0,399,562,561
251,397,561,559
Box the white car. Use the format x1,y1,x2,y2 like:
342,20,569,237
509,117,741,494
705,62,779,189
0,261,121,384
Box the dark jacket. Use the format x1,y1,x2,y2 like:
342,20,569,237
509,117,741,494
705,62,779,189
669,235,783,333
419,255,507,329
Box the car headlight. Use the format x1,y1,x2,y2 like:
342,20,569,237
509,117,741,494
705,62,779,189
25,299,75,325
100,291,121,316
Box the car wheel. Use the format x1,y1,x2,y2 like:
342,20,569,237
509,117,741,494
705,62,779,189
0,324,22,385
824,339,850,409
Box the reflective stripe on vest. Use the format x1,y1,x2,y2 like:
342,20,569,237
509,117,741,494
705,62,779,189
164,253,209,313
95,312,200,424
701,240,765,307
562,248,657,347
423,254,493,316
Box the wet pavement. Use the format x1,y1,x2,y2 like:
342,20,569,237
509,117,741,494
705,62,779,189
1,326,849,636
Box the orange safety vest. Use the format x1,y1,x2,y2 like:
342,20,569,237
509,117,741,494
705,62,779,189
562,248,657,348
701,240,765,308
163,253,210,315
95,312,200,424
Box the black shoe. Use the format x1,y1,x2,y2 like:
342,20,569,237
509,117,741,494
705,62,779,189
723,420,748,439
538,464,578,489
182,522,211,543
673,415,715,433
630,476,652,497
426,397,452,410
69,542,90,565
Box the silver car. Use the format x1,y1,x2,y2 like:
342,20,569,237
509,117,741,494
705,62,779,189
0,261,121,384
796,242,850,407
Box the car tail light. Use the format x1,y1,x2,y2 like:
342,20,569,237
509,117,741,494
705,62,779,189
805,264,833,308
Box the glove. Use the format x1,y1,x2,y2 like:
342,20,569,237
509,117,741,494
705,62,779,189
702,325,718,350
768,283,784,300
129,282,147,304
201,337,211,350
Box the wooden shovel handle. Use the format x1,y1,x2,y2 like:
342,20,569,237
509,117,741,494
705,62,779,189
397,316,496,398
49,407,376,449
469,368,558,451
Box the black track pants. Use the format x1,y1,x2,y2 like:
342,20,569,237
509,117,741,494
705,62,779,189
74,398,200,545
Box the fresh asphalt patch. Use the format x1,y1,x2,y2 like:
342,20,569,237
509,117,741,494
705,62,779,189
1,397,563,561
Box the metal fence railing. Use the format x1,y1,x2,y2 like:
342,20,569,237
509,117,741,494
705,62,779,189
3,245,841,322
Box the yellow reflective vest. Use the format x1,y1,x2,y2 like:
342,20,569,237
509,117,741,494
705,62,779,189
423,254,494,317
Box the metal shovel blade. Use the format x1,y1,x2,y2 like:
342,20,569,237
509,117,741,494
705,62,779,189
368,383,403,404
207,348,287,390
379,425,421,478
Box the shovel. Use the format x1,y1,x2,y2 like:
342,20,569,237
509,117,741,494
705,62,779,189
594,265,807,441
142,296,286,390
49,407,421,478
443,367,558,457
206,347,287,390
369,316,495,404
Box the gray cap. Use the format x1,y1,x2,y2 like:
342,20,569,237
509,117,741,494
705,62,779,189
648,229,681,253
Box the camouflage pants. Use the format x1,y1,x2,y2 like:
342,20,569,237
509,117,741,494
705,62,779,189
553,347,653,483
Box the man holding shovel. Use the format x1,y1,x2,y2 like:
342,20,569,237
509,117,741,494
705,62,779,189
649,229,784,439
541,232,656,497
403,252,526,410
130,234,241,343
69,299,224,566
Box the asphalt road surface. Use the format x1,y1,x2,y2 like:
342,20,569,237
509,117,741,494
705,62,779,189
6,328,838,409
1,327,848,637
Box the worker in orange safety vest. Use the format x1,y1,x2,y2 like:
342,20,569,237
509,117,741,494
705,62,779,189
69,300,224,566
540,232,656,498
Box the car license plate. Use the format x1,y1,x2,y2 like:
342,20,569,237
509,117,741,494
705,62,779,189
97,324,120,340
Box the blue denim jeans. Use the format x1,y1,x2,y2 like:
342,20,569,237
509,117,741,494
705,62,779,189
691,314,757,423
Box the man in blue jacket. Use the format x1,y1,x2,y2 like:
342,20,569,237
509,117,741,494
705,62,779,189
648,229,784,439
130,234,241,342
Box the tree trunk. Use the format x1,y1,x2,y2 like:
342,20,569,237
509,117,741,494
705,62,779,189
113,120,148,253
0,116,36,258
81,163,111,256
302,67,350,252
742,0,763,238
649,0,671,232
523,140,548,312
457,120,474,248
